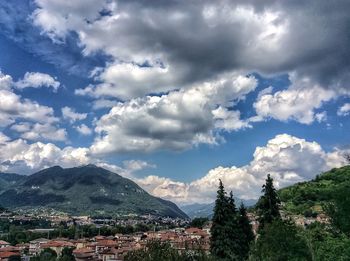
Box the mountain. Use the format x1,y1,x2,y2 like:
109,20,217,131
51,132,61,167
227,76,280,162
0,165,188,219
182,199,256,219
278,165,350,216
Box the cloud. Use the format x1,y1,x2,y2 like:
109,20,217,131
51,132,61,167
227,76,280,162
10,122,67,142
90,73,257,154
0,89,57,127
136,134,349,204
253,75,337,124
0,134,89,174
61,106,87,123
0,71,58,127
29,0,350,100
337,103,350,116
15,72,60,91
74,124,92,136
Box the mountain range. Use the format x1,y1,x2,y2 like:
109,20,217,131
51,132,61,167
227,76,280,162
0,165,188,219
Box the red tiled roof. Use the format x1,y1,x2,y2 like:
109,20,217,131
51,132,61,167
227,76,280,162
0,251,20,258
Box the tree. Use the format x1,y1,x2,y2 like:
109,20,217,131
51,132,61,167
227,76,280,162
226,191,241,260
125,240,180,261
210,180,232,259
250,220,311,261
58,247,75,261
256,174,281,229
238,202,254,260
325,185,350,236
190,217,209,229
31,248,57,261
8,256,21,261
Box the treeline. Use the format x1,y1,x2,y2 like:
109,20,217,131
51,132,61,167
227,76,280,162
0,223,151,245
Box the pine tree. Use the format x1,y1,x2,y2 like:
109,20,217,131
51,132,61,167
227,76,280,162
226,191,241,260
238,202,254,260
256,174,281,230
210,179,231,259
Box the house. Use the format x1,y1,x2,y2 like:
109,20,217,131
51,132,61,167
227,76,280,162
29,238,50,255
40,240,75,256
0,251,20,261
0,241,10,249
73,247,97,261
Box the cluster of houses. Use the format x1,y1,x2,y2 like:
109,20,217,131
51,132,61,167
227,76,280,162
0,226,211,261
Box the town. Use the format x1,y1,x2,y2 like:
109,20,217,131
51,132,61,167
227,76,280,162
0,206,331,261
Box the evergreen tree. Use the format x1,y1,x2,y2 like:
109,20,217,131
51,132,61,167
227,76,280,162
256,174,281,229
238,202,254,260
210,180,231,259
226,191,241,260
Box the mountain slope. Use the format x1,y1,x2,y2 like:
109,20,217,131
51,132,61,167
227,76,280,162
0,165,188,218
278,165,350,215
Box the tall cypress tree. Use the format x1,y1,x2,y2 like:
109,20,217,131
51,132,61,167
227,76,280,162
210,180,231,259
256,174,281,229
238,202,254,260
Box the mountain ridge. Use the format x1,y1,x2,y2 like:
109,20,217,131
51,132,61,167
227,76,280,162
0,165,188,219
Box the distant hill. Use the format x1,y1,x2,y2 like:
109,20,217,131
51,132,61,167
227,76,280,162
0,165,188,219
278,165,350,216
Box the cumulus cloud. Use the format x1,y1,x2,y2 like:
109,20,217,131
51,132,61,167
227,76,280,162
0,133,90,174
253,75,338,124
90,74,257,154
136,134,349,204
337,103,350,116
61,106,87,123
74,124,92,136
10,122,67,142
15,72,60,91
0,132,154,175
0,89,57,127
30,0,350,100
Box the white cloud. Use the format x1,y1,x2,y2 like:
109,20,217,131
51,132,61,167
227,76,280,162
0,71,59,128
337,103,350,116
11,122,67,142
90,73,257,154
0,134,89,174
254,75,337,124
315,111,327,123
74,124,92,136
0,71,13,90
136,134,349,204
0,89,57,127
61,106,87,123
15,72,60,91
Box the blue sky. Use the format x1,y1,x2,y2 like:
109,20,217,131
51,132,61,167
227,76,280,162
0,0,349,204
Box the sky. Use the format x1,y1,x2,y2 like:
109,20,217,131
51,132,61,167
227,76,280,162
0,0,349,205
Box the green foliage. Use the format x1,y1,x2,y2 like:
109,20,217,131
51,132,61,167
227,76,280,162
211,181,254,260
190,217,209,228
125,240,213,261
58,247,75,261
302,223,350,260
279,166,350,215
325,184,350,236
31,248,57,261
210,180,233,259
8,256,21,261
256,174,281,229
250,220,311,261
238,203,254,260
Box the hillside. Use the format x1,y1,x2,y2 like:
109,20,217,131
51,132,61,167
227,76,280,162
0,165,188,219
278,165,350,216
